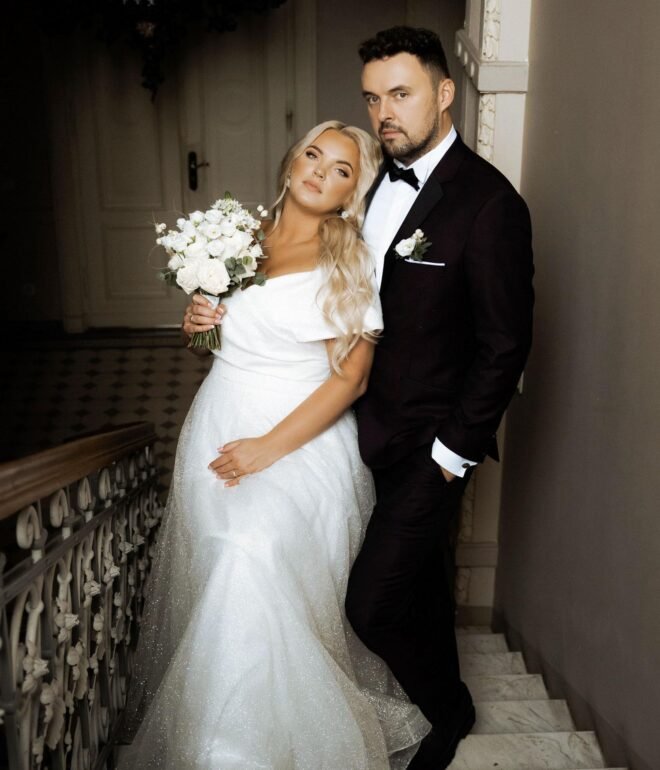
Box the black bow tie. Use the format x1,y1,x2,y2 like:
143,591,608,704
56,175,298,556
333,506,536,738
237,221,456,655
386,160,420,190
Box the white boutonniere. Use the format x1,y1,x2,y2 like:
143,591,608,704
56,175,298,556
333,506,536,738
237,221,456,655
394,229,431,261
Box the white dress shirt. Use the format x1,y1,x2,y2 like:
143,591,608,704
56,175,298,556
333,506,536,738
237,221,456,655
363,125,477,478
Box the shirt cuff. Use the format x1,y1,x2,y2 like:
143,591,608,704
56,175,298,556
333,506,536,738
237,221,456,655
431,438,478,477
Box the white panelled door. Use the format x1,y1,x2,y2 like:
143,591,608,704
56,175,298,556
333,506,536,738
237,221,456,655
57,2,312,330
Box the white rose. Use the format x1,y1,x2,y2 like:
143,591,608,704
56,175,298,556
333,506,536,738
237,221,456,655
184,240,208,260
204,209,222,224
207,239,226,257
154,222,166,234
190,210,205,225
171,233,191,252
182,220,197,239
248,243,263,258
175,263,200,294
220,220,237,237
394,237,416,257
222,232,246,259
197,259,230,295
167,254,185,270
199,223,222,240
176,217,187,230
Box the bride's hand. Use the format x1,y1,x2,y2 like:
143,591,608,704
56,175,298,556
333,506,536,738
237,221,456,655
182,294,226,337
208,437,279,487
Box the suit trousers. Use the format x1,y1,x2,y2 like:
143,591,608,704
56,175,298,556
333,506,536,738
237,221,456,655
346,443,473,734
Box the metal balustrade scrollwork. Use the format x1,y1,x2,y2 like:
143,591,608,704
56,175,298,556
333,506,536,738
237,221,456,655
0,423,162,770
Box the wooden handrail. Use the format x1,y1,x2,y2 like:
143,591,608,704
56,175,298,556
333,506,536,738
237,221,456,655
0,422,158,520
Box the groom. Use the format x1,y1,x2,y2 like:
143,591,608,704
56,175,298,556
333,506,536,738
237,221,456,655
346,27,534,769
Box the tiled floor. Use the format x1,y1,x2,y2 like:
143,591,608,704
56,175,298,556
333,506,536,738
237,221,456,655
0,333,212,488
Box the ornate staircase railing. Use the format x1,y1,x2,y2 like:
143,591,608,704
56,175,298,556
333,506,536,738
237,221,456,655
0,423,162,770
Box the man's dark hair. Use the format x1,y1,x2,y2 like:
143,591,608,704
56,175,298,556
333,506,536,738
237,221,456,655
358,26,450,85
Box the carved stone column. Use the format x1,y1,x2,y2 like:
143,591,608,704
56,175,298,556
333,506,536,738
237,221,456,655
453,0,531,625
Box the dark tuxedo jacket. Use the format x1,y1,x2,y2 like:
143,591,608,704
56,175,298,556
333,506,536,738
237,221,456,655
355,136,534,469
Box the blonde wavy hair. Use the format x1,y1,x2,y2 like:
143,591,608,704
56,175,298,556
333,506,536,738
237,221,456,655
269,121,383,372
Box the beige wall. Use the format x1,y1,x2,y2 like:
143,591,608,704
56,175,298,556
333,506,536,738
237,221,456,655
495,2,660,769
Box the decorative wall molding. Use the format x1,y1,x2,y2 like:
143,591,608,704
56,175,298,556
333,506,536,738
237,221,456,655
455,28,528,93
452,0,532,620
481,0,501,60
477,92,496,162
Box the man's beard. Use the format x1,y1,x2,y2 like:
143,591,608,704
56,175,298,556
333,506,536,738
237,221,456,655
380,112,441,165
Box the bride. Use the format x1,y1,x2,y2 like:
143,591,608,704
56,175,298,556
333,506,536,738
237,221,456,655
119,121,430,769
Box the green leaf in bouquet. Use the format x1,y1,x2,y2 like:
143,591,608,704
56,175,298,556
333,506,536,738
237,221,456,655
223,283,239,298
257,229,266,242
225,257,236,270
253,272,268,286
234,264,246,275
159,269,179,287
224,191,233,200
242,256,252,265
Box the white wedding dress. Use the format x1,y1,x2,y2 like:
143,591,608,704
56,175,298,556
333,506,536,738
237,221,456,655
119,268,430,769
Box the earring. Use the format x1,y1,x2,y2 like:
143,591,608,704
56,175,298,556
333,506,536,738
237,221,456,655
340,210,350,220
286,175,291,188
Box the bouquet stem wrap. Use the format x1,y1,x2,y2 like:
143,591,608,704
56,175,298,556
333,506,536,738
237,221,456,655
188,293,222,351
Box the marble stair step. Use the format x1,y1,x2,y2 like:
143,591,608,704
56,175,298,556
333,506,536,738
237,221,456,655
459,651,527,676
457,632,509,654
465,673,549,701
448,731,605,769
473,699,574,734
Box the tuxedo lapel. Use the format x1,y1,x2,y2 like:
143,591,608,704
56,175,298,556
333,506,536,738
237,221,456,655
379,136,468,296
379,174,444,295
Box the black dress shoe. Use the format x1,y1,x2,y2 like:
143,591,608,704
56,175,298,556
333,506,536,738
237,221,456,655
408,698,475,769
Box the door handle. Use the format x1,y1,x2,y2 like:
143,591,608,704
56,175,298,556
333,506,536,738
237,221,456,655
187,151,210,191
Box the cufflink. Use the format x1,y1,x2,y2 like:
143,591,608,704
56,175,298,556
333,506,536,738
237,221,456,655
462,463,471,469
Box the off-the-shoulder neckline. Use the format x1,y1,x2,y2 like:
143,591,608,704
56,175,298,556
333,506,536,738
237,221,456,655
259,265,321,283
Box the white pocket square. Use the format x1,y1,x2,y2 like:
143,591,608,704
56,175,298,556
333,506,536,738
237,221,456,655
404,259,446,267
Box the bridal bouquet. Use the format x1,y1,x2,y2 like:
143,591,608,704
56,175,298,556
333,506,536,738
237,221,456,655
155,193,268,350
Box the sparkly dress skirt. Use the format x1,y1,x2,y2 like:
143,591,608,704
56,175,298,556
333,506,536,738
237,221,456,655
118,272,430,769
